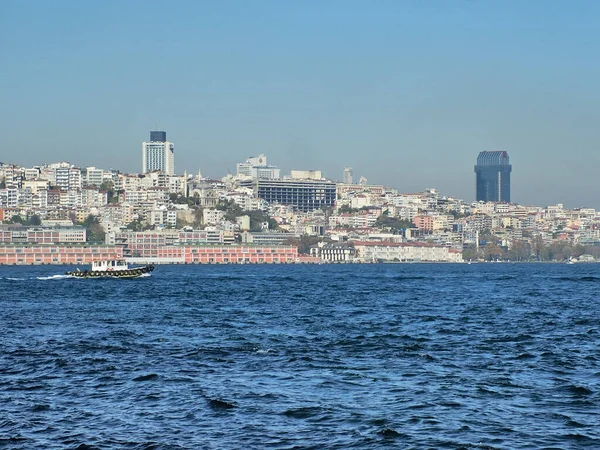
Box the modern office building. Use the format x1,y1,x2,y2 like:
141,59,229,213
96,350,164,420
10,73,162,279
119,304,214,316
474,151,512,203
343,167,353,184
142,131,175,175
252,178,336,212
236,153,280,180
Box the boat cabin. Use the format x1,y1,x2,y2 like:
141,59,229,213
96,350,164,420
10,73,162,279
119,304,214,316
91,258,129,272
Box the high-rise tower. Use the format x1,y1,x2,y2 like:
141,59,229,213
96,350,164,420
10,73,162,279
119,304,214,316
474,151,511,202
343,167,353,184
142,131,174,175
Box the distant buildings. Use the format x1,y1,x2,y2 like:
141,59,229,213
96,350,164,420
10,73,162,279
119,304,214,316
252,178,336,212
475,151,512,203
236,153,280,180
343,167,353,184
142,131,175,175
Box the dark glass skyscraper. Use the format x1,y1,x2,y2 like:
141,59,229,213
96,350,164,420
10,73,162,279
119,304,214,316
474,151,512,202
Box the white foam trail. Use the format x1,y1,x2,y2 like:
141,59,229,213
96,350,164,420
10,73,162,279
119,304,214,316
6,277,26,281
36,274,72,280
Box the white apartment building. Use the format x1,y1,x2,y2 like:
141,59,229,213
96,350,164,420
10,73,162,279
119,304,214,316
54,167,82,191
84,167,113,187
202,208,226,226
149,206,177,228
142,131,175,175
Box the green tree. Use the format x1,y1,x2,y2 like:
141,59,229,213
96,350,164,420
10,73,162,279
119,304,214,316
374,214,413,233
450,210,470,219
81,215,106,243
192,207,204,228
286,235,328,254
27,214,42,226
338,204,359,214
462,244,482,261
483,243,505,261
126,218,148,231
508,240,531,261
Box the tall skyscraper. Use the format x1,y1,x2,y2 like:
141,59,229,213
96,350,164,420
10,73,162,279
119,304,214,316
343,167,353,184
474,151,512,203
142,131,174,175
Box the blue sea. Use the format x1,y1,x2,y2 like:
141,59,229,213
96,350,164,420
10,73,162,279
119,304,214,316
1,263,599,449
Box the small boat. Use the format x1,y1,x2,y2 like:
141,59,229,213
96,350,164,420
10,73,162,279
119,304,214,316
66,257,154,278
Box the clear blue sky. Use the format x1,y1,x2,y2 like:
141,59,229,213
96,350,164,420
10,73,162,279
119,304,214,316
1,1,599,207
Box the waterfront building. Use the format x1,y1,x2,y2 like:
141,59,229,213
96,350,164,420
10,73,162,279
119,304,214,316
353,241,463,263
142,131,175,175
474,151,512,202
310,242,356,262
0,245,120,265
183,245,298,264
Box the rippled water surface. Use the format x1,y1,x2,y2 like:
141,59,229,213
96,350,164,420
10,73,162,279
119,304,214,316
1,263,599,449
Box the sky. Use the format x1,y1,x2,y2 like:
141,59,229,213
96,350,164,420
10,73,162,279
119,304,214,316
1,0,599,208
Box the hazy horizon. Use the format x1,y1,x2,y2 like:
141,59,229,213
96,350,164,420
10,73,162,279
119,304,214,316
2,1,599,208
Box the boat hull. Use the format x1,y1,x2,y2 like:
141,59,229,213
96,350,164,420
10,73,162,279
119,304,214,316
66,265,155,279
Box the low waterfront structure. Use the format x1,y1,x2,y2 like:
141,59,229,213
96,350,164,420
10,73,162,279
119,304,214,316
353,241,463,263
0,244,298,264
310,243,356,262
0,245,122,264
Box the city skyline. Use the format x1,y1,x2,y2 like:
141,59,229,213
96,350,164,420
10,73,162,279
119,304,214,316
2,1,599,207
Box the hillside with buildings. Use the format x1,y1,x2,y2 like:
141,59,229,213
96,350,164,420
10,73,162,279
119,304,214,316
1,136,599,264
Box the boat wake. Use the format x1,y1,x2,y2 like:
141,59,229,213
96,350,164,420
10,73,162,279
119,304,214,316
36,274,73,280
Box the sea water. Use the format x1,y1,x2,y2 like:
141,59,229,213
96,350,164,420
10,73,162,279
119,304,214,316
1,263,599,449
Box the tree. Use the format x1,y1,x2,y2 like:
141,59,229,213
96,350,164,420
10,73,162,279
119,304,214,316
169,193,192,205
215,199,278,231
81,215,105,243
8,215,24,224
100,180,114,191
100,181,116,203
27,214,42,226
374,214,413,233
126,218,148,231
531,234,545,261
508,240,531,261
483,243,505,261
192,207,204,228
286,235,328,254
450,210,470,219
109,190,123,204
462,244,482,261
338,204,359,214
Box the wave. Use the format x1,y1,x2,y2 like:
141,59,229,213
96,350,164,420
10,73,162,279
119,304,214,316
559,276,600,282
207,398,236,410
